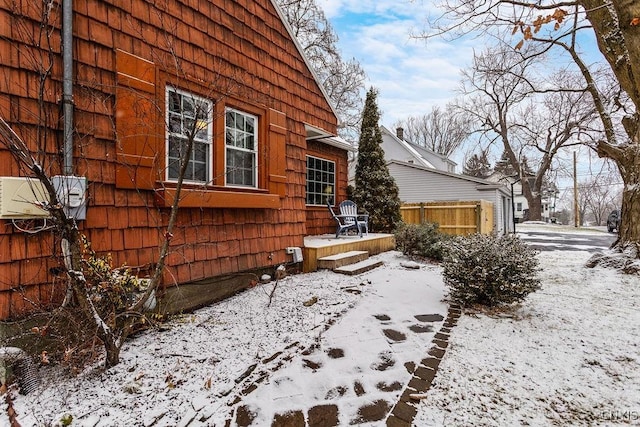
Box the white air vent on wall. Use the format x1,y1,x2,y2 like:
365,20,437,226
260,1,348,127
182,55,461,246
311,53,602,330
0,177,50,219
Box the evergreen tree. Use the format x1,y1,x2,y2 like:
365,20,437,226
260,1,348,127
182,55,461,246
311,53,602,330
463,150,491,178
353,88,402,232
493,150,517,177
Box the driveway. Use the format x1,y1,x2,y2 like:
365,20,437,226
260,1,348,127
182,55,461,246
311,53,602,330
516,224,617,252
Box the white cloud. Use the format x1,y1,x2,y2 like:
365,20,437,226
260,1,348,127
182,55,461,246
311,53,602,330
318,0,432,19
324,4,478,126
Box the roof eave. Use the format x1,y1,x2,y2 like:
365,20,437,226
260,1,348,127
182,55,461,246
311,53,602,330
269,0,340,124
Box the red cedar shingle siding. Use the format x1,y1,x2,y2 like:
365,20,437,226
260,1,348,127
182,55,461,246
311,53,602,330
305,140,350,235
0,0,345,320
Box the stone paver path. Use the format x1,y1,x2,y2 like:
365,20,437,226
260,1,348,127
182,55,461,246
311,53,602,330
225,264,449,426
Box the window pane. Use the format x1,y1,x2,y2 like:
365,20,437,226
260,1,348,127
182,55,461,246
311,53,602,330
168,113,181,133
246,117,255,134
226,111,235,129
244,134,254,151
168,158,180,180
225,109,258,188
168,91,180,113
305,156,335,205
195,100,208,120
194,162,206,182
182,96,194,117
193,142,208,163
166,88,212,183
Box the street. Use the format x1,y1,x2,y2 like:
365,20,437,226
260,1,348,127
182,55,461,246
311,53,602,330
516,224,617,252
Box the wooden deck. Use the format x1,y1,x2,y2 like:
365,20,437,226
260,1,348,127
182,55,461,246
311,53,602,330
302,233,396,272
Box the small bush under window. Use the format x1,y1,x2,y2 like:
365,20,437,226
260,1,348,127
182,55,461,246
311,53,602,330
442,233,541,307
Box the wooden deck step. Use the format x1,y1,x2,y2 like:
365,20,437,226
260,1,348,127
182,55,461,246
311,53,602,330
317,250,369,270
334,259,384,276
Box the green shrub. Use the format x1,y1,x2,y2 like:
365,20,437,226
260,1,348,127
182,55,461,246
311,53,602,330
395,222,449,261
442,233,540,307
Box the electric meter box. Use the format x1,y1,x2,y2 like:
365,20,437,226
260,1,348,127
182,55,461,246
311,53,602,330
52,175,87,220
0,177,50,219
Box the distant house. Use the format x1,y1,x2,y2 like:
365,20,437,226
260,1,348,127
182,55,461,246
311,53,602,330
378,126,512,234
486,171,554,223
0,0,353,319
381,127,457,173
388,161,513,234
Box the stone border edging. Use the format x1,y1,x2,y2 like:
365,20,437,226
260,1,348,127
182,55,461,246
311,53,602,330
386,304,462,426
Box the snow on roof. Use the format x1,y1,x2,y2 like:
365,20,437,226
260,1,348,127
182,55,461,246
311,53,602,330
380,126,436,169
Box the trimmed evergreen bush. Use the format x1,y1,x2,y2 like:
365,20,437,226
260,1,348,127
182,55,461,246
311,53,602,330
353,88,402,232
442,233,541,307
395,222,449,261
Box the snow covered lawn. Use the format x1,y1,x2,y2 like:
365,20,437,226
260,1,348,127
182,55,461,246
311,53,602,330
415,250,640,426
8,251,447,426
5,235,640,426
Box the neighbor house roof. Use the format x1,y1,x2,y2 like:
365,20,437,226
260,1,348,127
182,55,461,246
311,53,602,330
380,126,436,169
388,159,511,196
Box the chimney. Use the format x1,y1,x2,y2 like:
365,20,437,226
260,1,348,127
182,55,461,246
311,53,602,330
396,127,404,140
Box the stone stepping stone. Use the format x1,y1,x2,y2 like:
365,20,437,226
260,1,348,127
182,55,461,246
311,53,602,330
326,348,344,359
376,381,403,392
271,410,305,427
308,404,339,427
352,399,392,424
371,351,396,371
382,328,406,342
414,314,444,322
409,324,433,333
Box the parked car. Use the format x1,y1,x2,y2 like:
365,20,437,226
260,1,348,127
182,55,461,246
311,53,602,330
607,210,621,233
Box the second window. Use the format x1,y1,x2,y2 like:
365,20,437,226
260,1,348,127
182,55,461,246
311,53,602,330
226,108,258,188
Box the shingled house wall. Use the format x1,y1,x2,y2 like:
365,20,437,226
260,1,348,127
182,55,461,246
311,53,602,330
0,0,344,319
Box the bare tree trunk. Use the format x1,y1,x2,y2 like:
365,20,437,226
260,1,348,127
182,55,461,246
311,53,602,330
517,173,544,221
526,193,543,221
612,150,640,254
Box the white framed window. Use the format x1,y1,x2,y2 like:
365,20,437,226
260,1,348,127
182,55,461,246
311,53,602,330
516,202,522,212
166,88,212,183
306,156,335,206
225,108,258,188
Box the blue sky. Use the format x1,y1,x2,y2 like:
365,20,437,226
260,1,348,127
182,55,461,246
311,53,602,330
317,0,477,128
317,0,618,195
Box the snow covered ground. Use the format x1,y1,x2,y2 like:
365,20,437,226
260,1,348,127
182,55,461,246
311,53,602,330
415,249,640,426
7,251,447,426
5,226,640,426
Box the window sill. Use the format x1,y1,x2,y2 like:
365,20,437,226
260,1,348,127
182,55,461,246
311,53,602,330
156,187,281,209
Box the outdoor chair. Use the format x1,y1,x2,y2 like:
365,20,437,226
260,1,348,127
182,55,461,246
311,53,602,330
326,199,368,238
339,200,369,236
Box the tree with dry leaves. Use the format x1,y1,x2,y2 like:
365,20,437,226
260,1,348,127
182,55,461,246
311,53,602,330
578,167,622,226
458,45,595,220
422,0,640,261
393,103,473,158
277,0,366,141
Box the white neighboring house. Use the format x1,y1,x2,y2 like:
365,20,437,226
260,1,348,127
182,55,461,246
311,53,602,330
364,126,514,234
380,127,457,173
485,171,554,223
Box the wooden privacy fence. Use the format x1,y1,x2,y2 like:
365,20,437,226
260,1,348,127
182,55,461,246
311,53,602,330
400,200,494,235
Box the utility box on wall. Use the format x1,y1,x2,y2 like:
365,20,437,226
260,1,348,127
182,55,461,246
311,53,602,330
0,177,50,219
52,176,87,220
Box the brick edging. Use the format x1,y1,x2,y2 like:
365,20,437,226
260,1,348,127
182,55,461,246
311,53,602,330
386,304,462,426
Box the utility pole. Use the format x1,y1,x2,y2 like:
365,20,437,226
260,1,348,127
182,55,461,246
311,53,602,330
573,151,579,227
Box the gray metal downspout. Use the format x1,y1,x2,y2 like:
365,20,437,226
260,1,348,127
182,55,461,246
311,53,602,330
62,0,73,175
